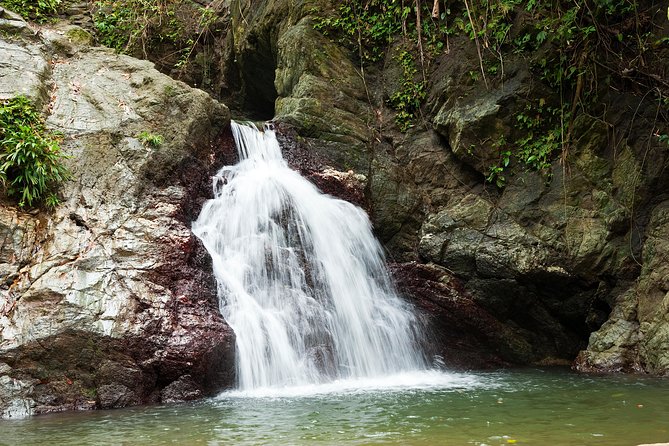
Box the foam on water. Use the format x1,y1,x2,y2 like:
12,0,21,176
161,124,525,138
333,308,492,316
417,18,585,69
220,370,487,399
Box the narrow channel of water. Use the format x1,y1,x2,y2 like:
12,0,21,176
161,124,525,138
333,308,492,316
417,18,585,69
2,369,667,445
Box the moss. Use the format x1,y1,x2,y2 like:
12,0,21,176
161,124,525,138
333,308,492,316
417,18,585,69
65,27,93,46
611,146,641,210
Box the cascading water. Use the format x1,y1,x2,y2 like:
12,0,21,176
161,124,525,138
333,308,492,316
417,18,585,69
192,121,428,391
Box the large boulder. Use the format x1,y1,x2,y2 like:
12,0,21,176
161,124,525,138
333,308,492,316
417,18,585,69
0,10,235,417
576,200,669,375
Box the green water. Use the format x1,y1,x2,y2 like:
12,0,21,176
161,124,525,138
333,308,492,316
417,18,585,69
2,368,668,445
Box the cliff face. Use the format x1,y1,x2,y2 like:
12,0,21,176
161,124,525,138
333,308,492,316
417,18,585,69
0,8,235,417
1,0,668,420
208,0,669,372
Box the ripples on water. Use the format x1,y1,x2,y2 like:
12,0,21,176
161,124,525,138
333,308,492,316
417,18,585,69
2,368,668,446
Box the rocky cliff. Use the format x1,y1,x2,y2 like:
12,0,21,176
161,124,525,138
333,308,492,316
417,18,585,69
0,8,235,417
206,0,669,373
1,0,668,419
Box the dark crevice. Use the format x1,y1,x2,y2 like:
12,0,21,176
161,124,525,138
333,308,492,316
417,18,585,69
69,212,90,230
236,30,278,121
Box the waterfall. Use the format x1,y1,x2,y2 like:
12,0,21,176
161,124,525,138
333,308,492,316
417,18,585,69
192,122,428,391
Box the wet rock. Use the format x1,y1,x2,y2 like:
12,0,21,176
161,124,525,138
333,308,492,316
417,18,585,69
160,375,203,403
577,200,669,375
0,15,235,417
98,384,140,410
0,366,35,419
391,262,524,368
307,168,368,210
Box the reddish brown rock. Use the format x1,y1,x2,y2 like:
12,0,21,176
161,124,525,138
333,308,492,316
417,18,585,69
390,262,531,369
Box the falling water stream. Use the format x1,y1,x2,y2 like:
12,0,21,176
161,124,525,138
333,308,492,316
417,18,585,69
192,121,428,392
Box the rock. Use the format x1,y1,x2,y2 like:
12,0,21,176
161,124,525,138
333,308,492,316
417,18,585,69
0,373,35,418
369,153,423,254
307,168,368,209
0,32,49,103
577,200,669,375
160,375,203,403
432,59,530,176
274,18,372,170
390,262,527,367
362,38,664,366
0,7,32,38
98,383,140,410
213,0,374,170
0,16,235,417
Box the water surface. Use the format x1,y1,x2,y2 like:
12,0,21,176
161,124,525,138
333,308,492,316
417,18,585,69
2,368,668,445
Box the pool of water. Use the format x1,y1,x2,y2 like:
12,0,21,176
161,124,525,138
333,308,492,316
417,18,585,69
2,368,668,445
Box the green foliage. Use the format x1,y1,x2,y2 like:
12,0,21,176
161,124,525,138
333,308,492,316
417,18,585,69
314,1,438,132
92,0,135,51
0,0,61,22
487,100,567,187
314,0,407,63
92,0,187,53
658,133,669,147
388,50,426,132
513,101,566,172
315,0,662,139
0,96,70,208
486,140,511,188
137,131,163,148
451,0,520,53
92,0,223,68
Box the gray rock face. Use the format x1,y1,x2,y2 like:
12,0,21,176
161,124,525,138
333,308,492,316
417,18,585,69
0,12,235,417
214,0,373,171
0,9,49,103
432,67,529,176
576,200,669,375
225,7,669,371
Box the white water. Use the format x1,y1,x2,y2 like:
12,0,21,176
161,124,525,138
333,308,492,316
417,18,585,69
192,122,428,392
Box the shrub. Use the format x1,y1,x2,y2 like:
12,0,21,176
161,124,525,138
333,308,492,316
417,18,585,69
137,130,164,148
0,0,61,22
0,96,70,208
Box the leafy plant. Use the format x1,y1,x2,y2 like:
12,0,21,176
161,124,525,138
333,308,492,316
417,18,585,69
0,96,70,208
486,138,511,187
313,0,407,63
657,133,669,147
92,0,224,69
137,131,163,148
388,50,426,132
486,100,567,187
0,0,61,22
